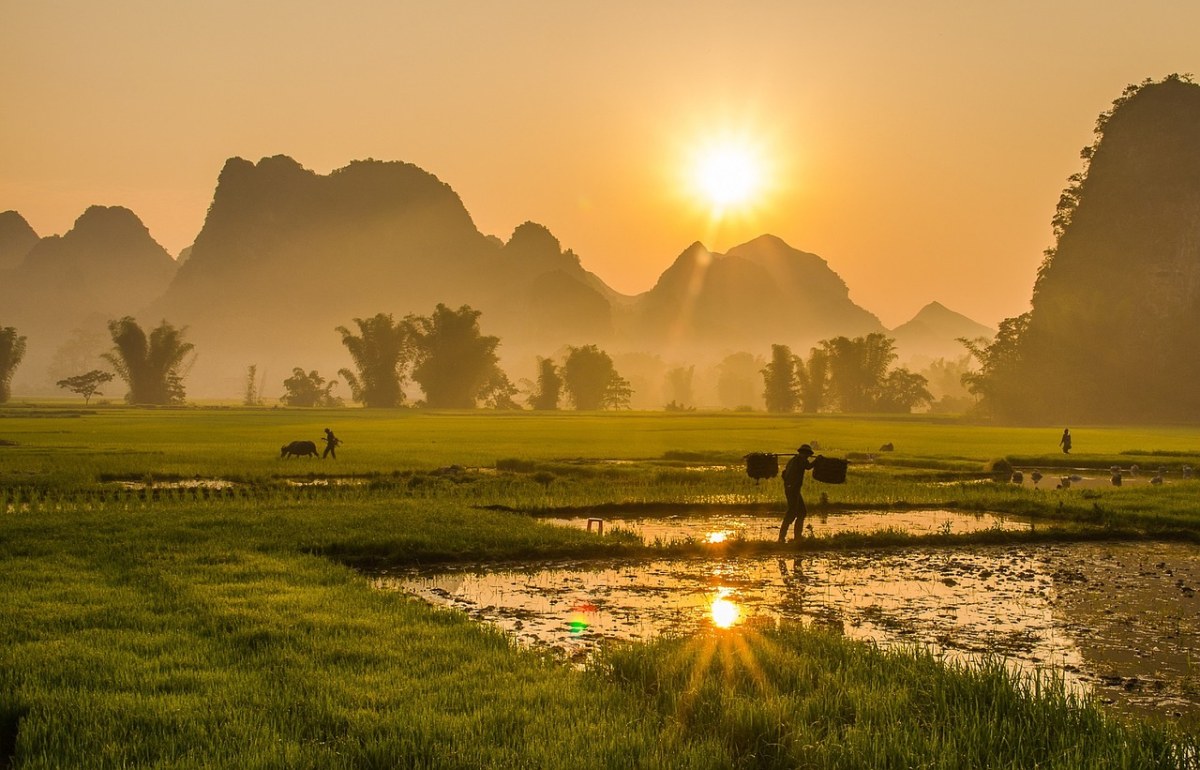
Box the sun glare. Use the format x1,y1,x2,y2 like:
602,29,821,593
689,139,766,215
710,588,742,629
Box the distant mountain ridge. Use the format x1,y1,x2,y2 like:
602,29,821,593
144,155,618,391
632,235,884,355
0,210,39,270
0,206,177,389
889,301,995,361
4,155,990,397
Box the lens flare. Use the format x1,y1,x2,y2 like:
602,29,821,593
568,601,597,635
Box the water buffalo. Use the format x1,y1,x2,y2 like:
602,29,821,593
281,440,319,459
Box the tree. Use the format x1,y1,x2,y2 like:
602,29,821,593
822,333,896,412
918,355,977,414
56,369,114,405
281,368,342,407
664,366,695,409
480,370,520,410
528,357,562,410
957,314,1033,419
761,344,800,413
408,304,504,408
796,347,830,414
0,326,28,403
242,364,264,406
47,328,108,386
103,317,194,405
715,352,763,409
875,368,934,413
336,313,410,408
561,344,631,410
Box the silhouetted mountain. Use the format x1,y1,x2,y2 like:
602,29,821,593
0,210,39,270
631,235,883,355
148,152,888,395
4,206,174,328
890,301,994,361
489,222,615,343
1,205,177,392
147,156,616,393
997,76,1200,421
5,154,963,400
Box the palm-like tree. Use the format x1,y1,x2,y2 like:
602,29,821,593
103,317,194,404
0,326,28,403
408,304,501,409
336,313,410,407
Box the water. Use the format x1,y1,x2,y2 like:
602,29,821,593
376,540,1200,725
539,509,1032,543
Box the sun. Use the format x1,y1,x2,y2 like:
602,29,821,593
689,138,766,214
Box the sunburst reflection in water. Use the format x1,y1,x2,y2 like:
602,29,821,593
709,587,742,628
377,541,1200,725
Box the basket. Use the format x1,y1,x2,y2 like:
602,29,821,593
743,452,779,481
812,456,848,484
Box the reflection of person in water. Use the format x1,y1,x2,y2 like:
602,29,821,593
777,558,807,616
778,556,844,634
777,558,805,587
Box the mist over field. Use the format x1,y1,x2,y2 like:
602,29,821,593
4,6,1200,764
5,77,1200,423
0,165,991,410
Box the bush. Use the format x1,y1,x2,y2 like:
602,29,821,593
984,457,1013,479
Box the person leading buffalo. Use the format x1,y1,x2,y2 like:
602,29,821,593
322,427,342,459
778,444,819,543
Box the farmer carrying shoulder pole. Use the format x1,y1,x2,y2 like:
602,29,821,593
778,444,820,543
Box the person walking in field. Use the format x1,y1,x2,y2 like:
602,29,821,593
322,427,342,459
1059,428,1072,455
778,444,819,543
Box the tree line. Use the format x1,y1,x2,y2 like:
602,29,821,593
760,333,933,414
2,312,937,414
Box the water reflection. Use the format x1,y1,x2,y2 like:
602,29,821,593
709,587,741,628
377,541,1200,724
542,509,1033,544
568,602,596,635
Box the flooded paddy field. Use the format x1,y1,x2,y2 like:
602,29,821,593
540,508,1034,543
377,540,1200,725
1010,466,1193,490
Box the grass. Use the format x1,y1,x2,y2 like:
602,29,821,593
2,406,1200,767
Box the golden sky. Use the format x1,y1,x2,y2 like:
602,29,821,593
3,1,1198,327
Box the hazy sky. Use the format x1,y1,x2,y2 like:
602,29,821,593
3,1,1198,327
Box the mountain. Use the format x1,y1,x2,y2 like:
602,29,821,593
630,234,883,355
2,205,176,326
1,206,177,389
151,153,892,394
147,156,616,393
0,210,39,270
889,301,994,362
996,75,1200,421
4,154,954,401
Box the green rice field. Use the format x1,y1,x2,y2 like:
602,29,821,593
2,405,1199,768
